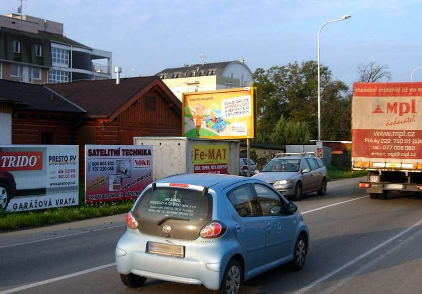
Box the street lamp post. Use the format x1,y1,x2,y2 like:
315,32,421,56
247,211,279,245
411,67,422,81
317,15,351,149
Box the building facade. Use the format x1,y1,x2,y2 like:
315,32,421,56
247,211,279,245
157,60,254,100
0,13,111,84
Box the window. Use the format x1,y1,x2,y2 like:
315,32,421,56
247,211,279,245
10,64,22,78
315,158,325,168
144,96,156,111
30,67,41,80
35,44,43,57
13,40,21,53
307,158,318,170
51,48,69,65
48,69,69,83
301,159,310,171
227,185,259,217
254,184,284,216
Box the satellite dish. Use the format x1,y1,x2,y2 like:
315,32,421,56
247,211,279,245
17,7,22,14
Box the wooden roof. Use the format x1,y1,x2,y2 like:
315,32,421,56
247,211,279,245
47,76,181,119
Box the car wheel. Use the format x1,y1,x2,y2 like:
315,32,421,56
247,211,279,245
317,178,327,195
0,183,10,211
293,182,303,201
290,234,307,271
369,193,378,199
120,273,146,288
221,259,242,294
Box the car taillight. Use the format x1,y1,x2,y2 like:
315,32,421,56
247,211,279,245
126,212,138,230
417,186,422,191
200,221,225,238
359,183,371,188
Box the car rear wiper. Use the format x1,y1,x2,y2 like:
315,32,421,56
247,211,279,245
157,216,190,225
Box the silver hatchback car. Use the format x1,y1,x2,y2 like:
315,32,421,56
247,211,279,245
252,154,327,201
116,174,309,294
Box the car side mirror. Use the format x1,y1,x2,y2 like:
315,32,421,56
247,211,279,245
301,168,310,174
270,206,281,215
288,202,298,214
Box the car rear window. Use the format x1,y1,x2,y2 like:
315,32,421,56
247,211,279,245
133,187,212,240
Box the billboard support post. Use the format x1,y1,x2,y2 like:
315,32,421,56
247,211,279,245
247,138,251,177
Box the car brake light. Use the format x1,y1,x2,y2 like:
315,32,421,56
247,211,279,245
417,186,422,191
200,221,225,238
359,183,371,188
126,212,138,230
169,183,189,188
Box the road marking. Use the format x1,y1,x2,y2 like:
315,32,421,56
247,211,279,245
0,263,116,294
0,224,126,249
301,196,369,215
320,226,422,294
293,218,422,294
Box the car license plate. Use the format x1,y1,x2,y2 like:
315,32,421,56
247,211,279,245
146,242,185,258
384,184,403,190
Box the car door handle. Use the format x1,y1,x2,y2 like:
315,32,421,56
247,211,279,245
266,222,271,228
235,224,241,232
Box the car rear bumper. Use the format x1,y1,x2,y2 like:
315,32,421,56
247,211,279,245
116,230,236,290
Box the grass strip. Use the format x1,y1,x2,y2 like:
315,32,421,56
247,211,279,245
327,165,366,181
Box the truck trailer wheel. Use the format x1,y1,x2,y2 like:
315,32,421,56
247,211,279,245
369,193,378,199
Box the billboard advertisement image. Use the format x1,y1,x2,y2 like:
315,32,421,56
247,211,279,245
0,145,79,212
183,87,255,139
85,145,153,203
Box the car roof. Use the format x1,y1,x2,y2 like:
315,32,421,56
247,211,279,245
156,173,249,188
272,156,304,160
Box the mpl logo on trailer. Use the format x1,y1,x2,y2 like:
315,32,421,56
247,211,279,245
372,99,418,116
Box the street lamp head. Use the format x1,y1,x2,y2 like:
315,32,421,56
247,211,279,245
342,14,351,20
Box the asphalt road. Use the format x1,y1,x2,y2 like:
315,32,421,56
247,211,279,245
1,177,422,294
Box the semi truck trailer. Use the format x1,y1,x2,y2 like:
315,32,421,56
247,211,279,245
352,82,422,199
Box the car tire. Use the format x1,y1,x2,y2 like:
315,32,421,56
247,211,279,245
120,273,146,288
220,259,242,294
317,178,327,196
0,183,10,211
293,182,303,201
290,234,307,271
369,193,378,199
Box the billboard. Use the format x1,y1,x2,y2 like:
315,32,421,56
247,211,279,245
352,82,422,162
182,87,255,139
0,145,79,212
85,145,153,203
192,144,228,174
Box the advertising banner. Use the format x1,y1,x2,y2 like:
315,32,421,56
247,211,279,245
183,88,255,139
352,82,422,162
192,144,228,174
0,145,79,212
85,145,153,203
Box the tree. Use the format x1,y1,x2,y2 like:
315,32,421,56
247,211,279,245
253,61,350,144
357,62,392,82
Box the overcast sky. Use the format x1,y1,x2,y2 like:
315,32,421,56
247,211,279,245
2,0,422,88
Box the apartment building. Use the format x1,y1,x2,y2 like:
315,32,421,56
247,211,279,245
156,60,254,100
0,13,111,84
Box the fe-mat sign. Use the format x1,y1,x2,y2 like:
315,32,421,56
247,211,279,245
85,145,153,203
183,87,256,139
